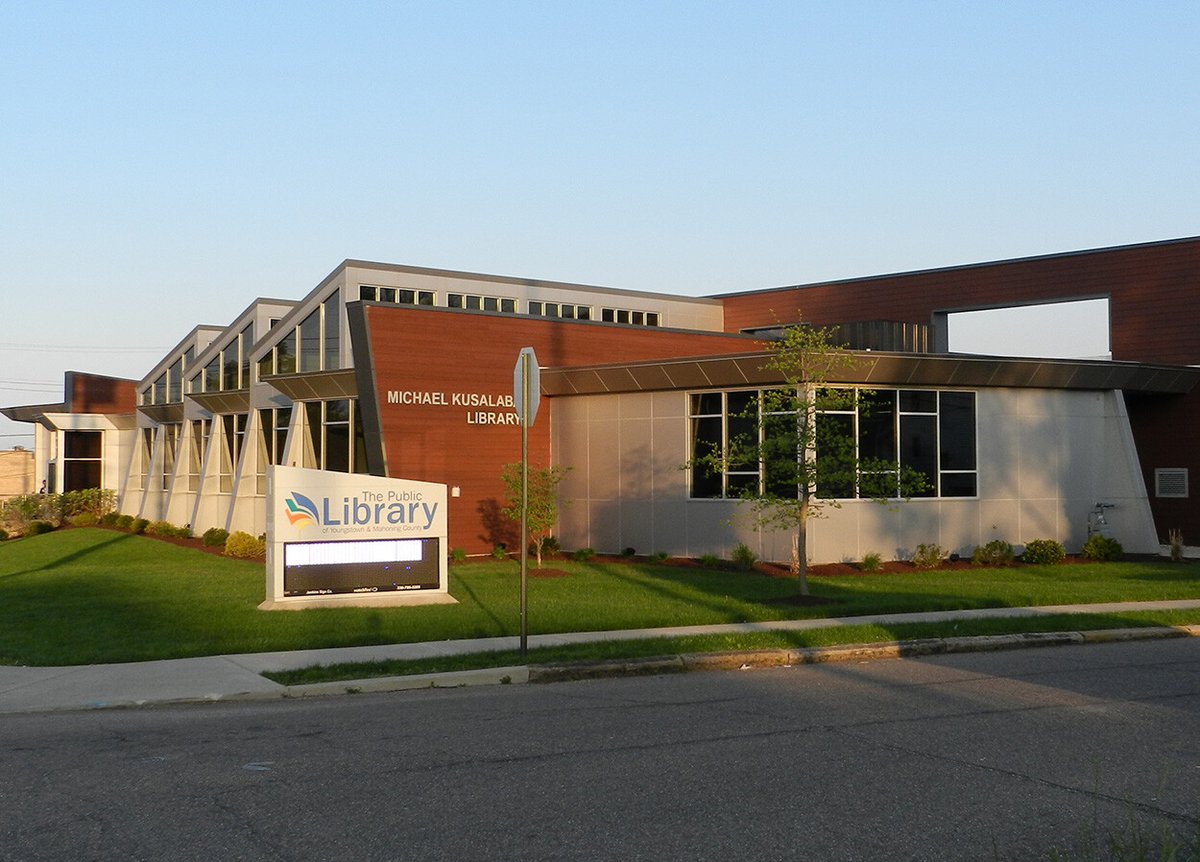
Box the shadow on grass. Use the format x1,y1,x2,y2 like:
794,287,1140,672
0,531,136,581
450,570,512,637
6,530,1200,667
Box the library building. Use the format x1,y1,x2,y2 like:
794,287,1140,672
5,236,1200,567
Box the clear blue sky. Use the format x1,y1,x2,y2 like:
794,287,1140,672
2,1,1197,443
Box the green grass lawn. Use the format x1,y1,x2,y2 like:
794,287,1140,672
2,527,1199,667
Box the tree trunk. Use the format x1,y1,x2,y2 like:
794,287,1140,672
796,496,810,596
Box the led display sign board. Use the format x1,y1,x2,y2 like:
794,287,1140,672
262,466,453,609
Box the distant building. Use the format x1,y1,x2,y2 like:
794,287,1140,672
0,447,35,500
5,238,1199,561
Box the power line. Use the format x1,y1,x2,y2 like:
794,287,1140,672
0,343,167,353
0,384,63,393
0,383,62,392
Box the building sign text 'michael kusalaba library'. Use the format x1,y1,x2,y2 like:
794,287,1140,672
386,389,520,425
263,466,450,608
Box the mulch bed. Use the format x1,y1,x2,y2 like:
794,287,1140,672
74,525,265,561
79,526,1168,574
528,568,570,578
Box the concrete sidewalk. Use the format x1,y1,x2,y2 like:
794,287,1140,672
3,599,1200,714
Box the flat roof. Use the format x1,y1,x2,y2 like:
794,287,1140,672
707,235,1200,299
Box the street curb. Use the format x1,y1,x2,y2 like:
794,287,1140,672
280,666,531,698
117,624,1200,706
524,626,1197,683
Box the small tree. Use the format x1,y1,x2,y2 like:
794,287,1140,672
500,463,571,568
694,318,924,596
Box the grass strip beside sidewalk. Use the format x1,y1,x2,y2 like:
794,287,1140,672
263,609,1200,685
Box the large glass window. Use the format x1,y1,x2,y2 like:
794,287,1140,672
299,309,321,373
938,391,978,496
323,295,340,371
304,402,323,469
601,307,658,326
139,428,153,489
362,285,434,306
63,431,103,492
276,330,297,375
256,406,293,494
167,358,183,403
204,358,220,393
188,419,209,491
451,294,516,314
161,423,180,490
301,399,368,475
239,323,253,388
222,345,239,391
258,406,292,467
530,301,591,320
324,399,350,473
688,387,976,500
219,414,248,492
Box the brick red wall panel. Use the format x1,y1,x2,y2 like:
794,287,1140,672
363,307,757,553
1125,392,1200,544
722,238,1200,544
721,239,1200,364
68,373,137,414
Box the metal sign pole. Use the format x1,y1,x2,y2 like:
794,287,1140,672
513,347,539,659
519,350,530,657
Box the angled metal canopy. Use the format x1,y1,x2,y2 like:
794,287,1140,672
540,351,1200,397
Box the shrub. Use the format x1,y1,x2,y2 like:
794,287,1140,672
911,543,945,569
621,546,637,558
698,553,722,569
859,552,883,573
571,547,596,562
224,531,266,559
971,539,1014,567
1082,534,1123,562
1021,539,1066,565
449,547,467,563
115,514,135,530
731,542,758,571
60,488,116,519
70,512,99,528
26,520,56,536
2,493,62,532
145,520,179,537
202,527,229,548
649,551,669,563
0,528,8,541
99,512,120,526
540,536,561,556
491,544,508,560
131,518,149,535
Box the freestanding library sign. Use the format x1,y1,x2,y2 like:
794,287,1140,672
260,465,455,610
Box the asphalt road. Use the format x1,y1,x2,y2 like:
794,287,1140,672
2,638,1199,861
